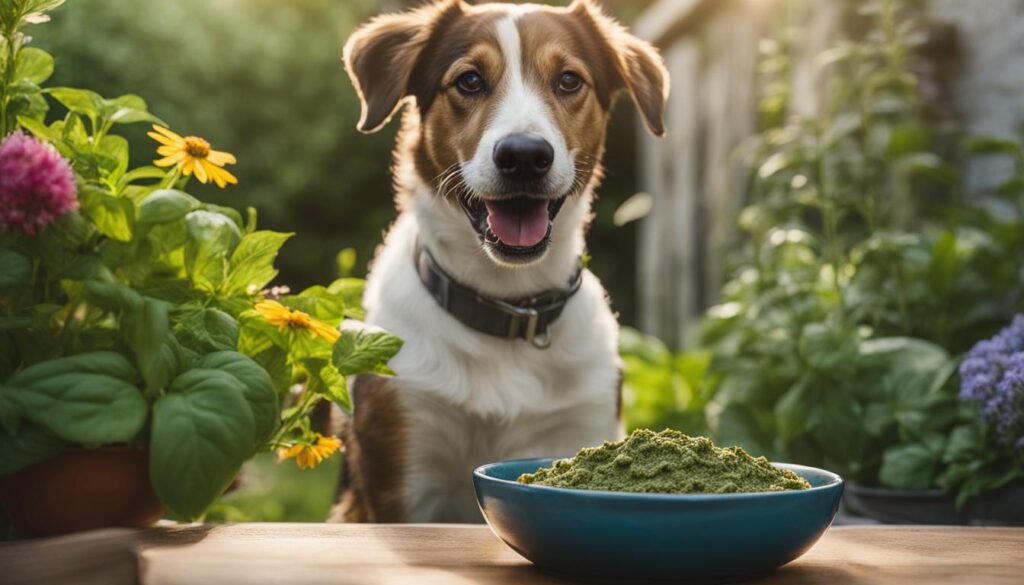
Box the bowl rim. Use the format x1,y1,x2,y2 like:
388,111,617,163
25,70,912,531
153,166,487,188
474,457,844,501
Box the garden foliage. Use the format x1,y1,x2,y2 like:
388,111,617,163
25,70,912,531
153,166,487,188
0,0,400,521
623,0,1024,504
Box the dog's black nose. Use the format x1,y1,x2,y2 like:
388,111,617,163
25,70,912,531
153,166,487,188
493,133,554,181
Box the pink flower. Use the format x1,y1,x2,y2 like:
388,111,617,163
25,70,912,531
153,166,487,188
0,132,78,236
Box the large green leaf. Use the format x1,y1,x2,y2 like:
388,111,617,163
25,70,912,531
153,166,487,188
0,423,64,475
97,134,129,180
5,352,146,445
184,210,241,292
196,352,278,445
84,279,144,311
331,328,403,376
879,435,945,490
137,189,200,225
14,47,54,85
78,187,134,242
0,250,31,291
123,298,173,391
150,369,255,520
221,231,292,295
173,304,238,353
46,87,104,118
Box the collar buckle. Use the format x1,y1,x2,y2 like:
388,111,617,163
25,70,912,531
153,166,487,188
491,298,545,347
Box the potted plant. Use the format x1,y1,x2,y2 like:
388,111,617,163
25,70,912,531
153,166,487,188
0,0,400,537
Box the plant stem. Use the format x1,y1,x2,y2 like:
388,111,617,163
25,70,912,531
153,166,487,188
0,26,20,137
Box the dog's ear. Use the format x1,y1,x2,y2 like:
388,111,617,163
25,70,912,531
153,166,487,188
343,0,462,133
572,0,669,137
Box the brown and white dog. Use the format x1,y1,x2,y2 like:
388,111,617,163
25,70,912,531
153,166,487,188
330,0,668,523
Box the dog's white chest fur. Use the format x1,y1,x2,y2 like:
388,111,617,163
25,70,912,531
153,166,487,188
362,205,622,522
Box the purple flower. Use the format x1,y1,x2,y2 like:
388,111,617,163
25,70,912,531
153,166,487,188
0,131,77,236
960,316,1024,451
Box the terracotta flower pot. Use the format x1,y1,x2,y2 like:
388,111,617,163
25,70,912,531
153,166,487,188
0,446,163,538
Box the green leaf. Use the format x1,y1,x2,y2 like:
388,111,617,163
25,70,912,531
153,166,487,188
98,134,130,180
174,305,239,353
336,247,357,277
331,327,403,376
221,231,292,295
120,165,167,187
45,87,105,118
0,389,21,435
327,278,365,320
886,124,927,157
0,250,31,291
16,115,58,141
287,285,345,323
79,187,134,242
123,298,175,392
798,322,858,372
943,425,980,464
5,352,146,445
196,352,278,445
899,153,958,184
150,369,255,520
0,424,64,475
879,440,943,490
774,378,811,441
14,47,54,84
302,358,350,411
966,136,1022,157
138,189,200,224
712,403,773,457
84,279,144,312
246,346,290,394
862,403,894,437
0,333,18,380
106,94,164,125
184,210,242,292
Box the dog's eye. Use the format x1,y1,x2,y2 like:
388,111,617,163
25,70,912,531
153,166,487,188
455,72,486,95
557,72,583,94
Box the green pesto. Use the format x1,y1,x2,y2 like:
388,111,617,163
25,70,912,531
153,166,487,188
517,429,811,494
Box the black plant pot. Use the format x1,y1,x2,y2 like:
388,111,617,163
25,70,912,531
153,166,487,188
967,479,1024,525
844,484,970,524
844,480,1024,525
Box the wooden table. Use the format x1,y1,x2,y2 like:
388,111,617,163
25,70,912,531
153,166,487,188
2,524,1022,584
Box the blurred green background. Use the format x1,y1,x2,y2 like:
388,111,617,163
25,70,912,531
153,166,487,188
36,0,654,522
37,0,654,326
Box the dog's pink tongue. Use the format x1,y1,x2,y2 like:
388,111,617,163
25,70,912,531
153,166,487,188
485,199,549,247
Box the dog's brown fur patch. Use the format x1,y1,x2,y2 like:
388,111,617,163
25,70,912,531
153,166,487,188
328,375,408,523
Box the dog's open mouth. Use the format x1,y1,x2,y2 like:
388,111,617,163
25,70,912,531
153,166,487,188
459,194,567,259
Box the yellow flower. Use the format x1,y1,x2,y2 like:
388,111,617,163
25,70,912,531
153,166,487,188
148,125,238,188
254,299,340,343
277,434,343,469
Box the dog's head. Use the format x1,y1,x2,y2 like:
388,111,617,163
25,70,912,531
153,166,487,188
344,0,668,267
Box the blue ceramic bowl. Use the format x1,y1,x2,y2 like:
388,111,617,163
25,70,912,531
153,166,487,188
473,458,843,582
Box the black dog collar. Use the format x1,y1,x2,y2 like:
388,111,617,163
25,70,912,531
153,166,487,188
414,240,582,349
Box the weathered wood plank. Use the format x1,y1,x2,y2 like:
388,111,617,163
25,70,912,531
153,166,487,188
3,524,1022,585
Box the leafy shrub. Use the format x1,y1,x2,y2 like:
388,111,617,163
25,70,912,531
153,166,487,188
0,0,400,522
682,0,1024,501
